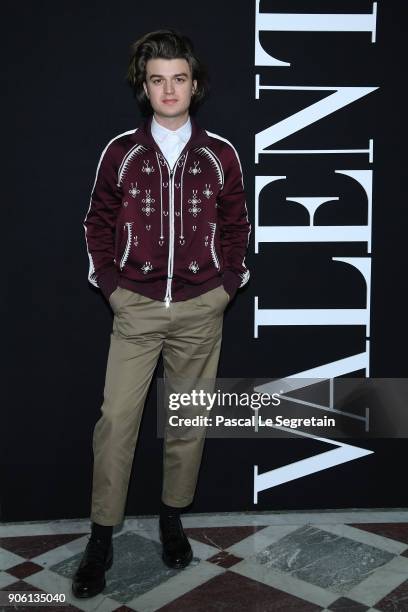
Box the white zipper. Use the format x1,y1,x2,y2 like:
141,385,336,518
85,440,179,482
164,165,175,307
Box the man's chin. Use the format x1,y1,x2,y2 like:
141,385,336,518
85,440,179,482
157,104,188,117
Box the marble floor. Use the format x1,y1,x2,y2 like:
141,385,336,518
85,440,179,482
1,510,408,611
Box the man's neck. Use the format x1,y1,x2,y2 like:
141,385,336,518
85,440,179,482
153,111,190,131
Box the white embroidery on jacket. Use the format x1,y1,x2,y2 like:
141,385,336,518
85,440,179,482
188,160,201,175
142,189,155,215
203,184,213,199
88,254,98,286
120,222,133,270
208,222,220,270
239,269,250,287
141,261,153,274
129,182,140,198
189,261,199,273
195,147,224,187
188,190,202,217
142,159,155,174
117,144,147,186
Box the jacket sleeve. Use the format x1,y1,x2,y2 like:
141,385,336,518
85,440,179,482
83,142,122,300
217,143,251,300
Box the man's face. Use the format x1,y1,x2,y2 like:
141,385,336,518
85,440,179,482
143,58,197,119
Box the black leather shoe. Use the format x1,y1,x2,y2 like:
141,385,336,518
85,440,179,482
159,514,193,569
71,537,113,598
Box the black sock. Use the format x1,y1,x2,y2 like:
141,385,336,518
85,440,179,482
91,522,113,543
160,501,185,518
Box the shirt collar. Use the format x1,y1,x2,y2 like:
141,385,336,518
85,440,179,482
151,114,192,144
130,114,212,149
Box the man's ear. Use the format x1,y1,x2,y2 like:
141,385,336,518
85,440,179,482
143,81,149,98
192,79,197,95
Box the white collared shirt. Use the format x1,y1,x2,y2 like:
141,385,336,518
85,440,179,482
151,114,192,169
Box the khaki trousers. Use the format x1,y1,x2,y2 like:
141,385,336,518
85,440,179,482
90,284,229,526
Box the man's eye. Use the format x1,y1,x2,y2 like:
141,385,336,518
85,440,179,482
176,78,186,82
153,79,161,84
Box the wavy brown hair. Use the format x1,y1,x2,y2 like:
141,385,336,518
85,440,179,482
126,29,210,116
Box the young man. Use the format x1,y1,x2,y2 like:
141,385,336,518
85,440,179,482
72,29,250,598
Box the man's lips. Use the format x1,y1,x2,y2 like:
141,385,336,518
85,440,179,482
162,99,177,104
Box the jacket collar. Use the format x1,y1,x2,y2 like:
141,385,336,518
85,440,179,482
130,113,212,150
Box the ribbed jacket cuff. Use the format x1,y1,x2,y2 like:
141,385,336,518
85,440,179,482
222,270,240,301
97,267,119,301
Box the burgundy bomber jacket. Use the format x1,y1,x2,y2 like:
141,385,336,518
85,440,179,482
84,114,251,306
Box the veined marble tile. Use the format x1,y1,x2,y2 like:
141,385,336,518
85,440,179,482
186,538,220,561
127,559,224,612
0,519,92,537
120,521,161,544
251,525,394,594
227,524,301,557
49,531,201,605
312,523,407,555
230,556,338,608
29,534,91,568
346,554,408,607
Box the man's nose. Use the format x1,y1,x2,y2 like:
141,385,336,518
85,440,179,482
164,79,175,94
